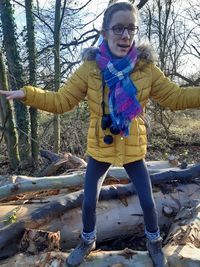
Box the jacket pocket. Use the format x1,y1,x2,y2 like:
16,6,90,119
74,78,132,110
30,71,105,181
95,118,99,146
138,113,151,136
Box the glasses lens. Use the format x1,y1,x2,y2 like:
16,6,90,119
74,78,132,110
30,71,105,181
112,25,124,35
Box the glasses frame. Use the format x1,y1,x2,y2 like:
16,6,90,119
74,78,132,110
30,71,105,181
107,24,139,36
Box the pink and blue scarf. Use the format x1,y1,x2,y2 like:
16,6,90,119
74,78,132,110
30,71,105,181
96,40,142,137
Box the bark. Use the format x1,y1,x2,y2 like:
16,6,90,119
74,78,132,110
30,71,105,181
0,163,199,201
53,0,62,153
25,0,39,163
0,50,20,170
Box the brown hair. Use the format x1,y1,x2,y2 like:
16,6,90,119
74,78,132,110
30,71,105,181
102,2,139,32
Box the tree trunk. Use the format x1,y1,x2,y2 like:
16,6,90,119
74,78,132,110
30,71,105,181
0,50,20,170
53,0,62,153
0,163,199,201
0,180,199,256
0,0,31,164
0,196,199,266
25,0,39,164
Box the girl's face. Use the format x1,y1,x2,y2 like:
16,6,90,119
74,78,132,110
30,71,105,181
103,10,138,57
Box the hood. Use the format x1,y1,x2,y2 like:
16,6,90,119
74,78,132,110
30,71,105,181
81,39,158,63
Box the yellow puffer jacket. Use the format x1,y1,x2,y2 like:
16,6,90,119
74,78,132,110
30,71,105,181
22,44,200,166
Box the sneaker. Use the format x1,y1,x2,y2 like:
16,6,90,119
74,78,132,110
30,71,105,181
146,237,168,267
66,239,96,267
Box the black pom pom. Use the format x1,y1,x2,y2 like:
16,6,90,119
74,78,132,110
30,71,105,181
110,125,120,135
104,135,113,144
101,115,112,130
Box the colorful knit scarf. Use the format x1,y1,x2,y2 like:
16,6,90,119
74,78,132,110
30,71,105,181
96,40,142,137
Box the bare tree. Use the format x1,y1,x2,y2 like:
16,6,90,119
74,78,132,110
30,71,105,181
0,50,20,169
0,0,31,164
25,0,39,163
52,0,62,153
140,0,199,138
185,1,200,61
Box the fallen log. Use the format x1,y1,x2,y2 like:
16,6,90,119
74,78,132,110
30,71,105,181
40,149,61,162
39,150,87,176
44,182,200,249
0,181,199,259
0,163,199,201
164,199,200,267
0,200,200,267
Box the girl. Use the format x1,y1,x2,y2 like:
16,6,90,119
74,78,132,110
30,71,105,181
1,2,199,267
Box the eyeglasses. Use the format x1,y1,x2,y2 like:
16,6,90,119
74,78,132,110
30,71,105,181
107,24,139,35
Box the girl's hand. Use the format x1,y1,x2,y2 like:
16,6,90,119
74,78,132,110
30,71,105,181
0,89,25,100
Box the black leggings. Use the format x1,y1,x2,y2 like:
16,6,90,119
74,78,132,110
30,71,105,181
82,156,158,233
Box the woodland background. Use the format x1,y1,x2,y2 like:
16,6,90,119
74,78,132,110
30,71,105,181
0,0,199,174
0,1,200,266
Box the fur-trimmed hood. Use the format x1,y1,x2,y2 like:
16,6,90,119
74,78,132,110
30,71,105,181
81,39,158,63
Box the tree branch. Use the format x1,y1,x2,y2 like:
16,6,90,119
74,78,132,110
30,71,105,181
77,10,104,30
37,30,99,56
191,44,200,57
171,72,199,86
64,0,93,13
58,0,67,33
12,0,54,33
137,0,150,9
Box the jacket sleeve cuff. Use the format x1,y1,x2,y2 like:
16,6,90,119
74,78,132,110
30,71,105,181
21,86,37,105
